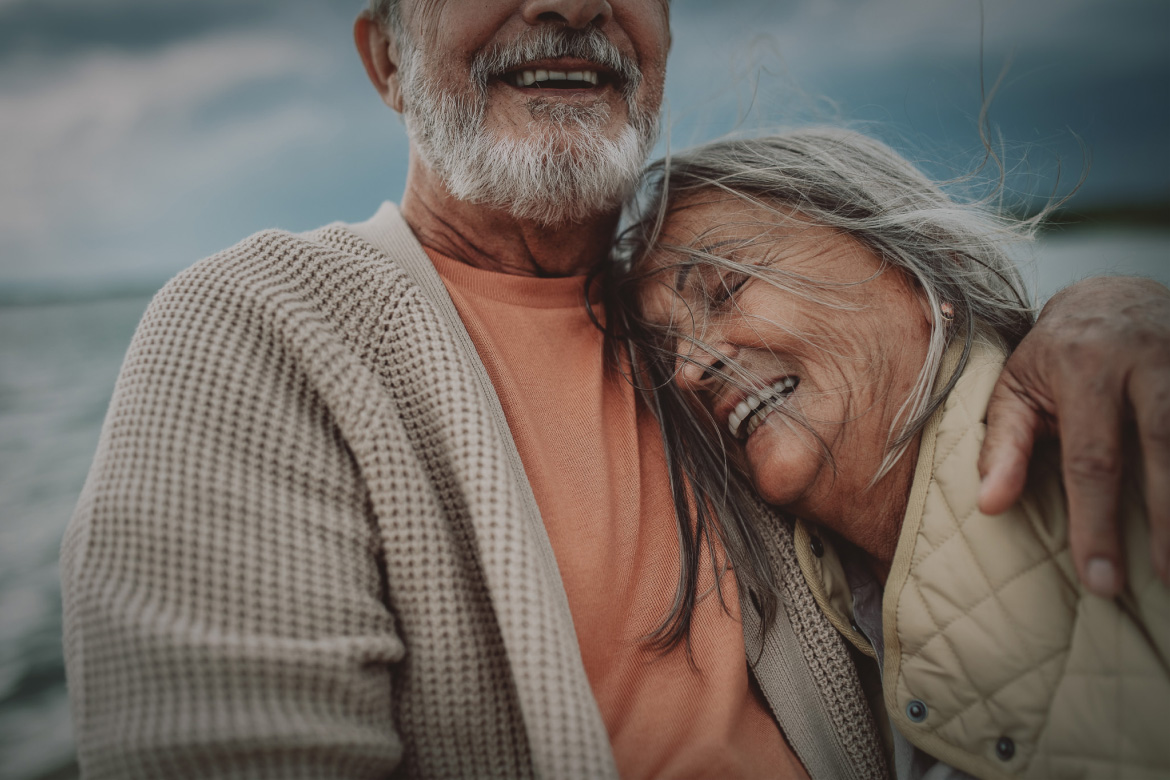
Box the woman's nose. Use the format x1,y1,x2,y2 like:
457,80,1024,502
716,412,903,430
675,341,733,391
521,0,613,29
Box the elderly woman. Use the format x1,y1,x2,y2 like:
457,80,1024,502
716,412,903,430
613,129,1169,779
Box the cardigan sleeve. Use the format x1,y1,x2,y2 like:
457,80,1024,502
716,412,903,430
60,260,406,779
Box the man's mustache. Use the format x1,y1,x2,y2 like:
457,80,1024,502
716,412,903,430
471,27,642,98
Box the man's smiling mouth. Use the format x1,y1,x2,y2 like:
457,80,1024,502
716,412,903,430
508,69,602,88
728,377,800,439
497,58,619,92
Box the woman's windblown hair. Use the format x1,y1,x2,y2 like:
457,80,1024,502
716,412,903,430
603,127,1040,652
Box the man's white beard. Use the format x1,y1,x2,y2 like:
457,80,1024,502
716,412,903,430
398,42,659,227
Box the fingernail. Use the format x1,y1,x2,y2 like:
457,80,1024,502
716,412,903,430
1085,558,1119,597
977,471,996,506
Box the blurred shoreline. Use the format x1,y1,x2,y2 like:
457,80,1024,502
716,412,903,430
0,281,169,308
1035,201,1169,231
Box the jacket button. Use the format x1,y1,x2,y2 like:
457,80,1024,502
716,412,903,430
906,700,928,722
810,535,825,558
996,737,1015,761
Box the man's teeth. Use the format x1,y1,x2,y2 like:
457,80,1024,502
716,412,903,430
728,377,798,439
512,69,600,87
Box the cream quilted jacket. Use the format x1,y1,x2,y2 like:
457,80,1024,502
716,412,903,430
795,338,1169,779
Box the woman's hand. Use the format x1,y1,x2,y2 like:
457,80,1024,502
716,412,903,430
978,276,1170,597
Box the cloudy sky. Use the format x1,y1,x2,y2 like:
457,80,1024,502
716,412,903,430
1,0,1167,291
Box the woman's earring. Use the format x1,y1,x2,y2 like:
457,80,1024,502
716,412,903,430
940,302,955,324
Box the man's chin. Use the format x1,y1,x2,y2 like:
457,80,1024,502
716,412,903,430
489,170,632,228
497,114,654,176
525,127,613,159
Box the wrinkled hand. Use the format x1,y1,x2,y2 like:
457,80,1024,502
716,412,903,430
978,276,1170,597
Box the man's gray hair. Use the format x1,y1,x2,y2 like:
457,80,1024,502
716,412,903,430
364,0,403,37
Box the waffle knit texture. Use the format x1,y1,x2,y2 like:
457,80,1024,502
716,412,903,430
61,203,886,779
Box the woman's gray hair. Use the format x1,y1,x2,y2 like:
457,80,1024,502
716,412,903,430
605,127,1038,651
644,128,1035,468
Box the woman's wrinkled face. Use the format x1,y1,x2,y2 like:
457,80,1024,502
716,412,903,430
640,194,932,563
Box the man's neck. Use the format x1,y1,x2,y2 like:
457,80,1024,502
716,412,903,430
399,155,620,278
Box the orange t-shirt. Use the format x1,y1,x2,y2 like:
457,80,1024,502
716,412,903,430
430,249,809,780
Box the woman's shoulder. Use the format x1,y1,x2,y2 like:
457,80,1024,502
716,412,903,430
885,336,1168,779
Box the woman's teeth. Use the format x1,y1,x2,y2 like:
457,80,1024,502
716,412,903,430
728,377,798,439
510,69,600,87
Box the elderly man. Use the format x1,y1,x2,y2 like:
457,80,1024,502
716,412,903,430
61,1,1169,778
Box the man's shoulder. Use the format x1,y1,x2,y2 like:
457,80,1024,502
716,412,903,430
152,204,421,323
184,213,408,291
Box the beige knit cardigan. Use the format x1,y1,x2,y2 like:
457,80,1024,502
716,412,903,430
62,203,887,779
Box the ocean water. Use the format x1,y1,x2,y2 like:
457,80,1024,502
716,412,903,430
0,295,152,780
0,228,1166,779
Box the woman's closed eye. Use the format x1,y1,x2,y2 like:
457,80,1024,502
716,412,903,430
707,271,751,307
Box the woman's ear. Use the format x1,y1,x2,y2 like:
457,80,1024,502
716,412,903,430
916,292,955,331
354,15,405,113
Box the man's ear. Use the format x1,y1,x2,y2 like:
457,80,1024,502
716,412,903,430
354,15,405,113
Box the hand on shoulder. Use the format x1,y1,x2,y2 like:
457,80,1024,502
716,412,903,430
978,275,1170,597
